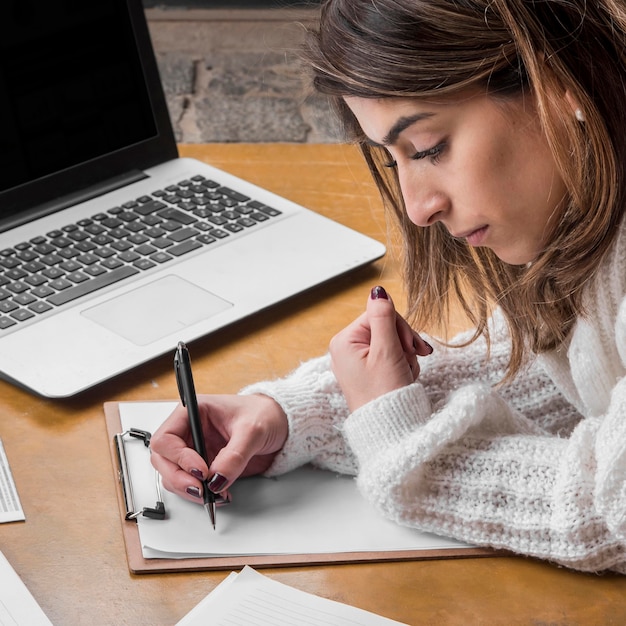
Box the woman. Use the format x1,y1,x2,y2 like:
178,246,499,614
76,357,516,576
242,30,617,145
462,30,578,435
150,0,626,573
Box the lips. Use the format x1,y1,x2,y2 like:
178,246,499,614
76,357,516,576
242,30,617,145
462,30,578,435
453,225,488,246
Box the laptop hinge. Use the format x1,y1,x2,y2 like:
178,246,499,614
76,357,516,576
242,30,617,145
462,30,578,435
0,170,149,234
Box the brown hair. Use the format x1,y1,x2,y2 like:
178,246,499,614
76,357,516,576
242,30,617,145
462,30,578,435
304,0,626,378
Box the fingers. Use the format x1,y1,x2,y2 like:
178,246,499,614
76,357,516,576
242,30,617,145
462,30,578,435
150,407,212,503
367,286,433,356
150,394,288,503
206,395,289,492
367,285,406,355
367,286,433,382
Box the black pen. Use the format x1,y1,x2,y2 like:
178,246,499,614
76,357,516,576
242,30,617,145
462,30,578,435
174,341,216,530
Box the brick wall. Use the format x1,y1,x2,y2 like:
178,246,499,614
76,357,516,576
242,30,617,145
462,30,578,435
143,1,320,8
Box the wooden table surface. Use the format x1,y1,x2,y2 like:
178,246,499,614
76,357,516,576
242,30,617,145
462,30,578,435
1,143,624,625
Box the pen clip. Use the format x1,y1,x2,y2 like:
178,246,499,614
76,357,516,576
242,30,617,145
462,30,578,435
174,343,186,408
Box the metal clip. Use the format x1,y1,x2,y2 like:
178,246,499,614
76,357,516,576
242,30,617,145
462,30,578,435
114,428,166,521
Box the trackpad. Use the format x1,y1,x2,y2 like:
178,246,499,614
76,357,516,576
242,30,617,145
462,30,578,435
82,275,233,346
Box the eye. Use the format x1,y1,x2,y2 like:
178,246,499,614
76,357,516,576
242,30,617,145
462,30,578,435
410,141,447,164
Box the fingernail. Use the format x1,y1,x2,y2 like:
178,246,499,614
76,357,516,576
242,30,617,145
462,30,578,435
413,337,434,354
216,492,231,506
190,468,204,480
371,285,388,300
208,473,228,493
186,485,202,499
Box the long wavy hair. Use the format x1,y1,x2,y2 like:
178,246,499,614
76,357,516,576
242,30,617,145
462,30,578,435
303,0,626,379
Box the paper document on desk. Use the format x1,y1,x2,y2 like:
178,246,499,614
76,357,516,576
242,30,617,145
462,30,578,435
0,439,25,523
0,551,53,626
177,565,408,625
119,402,473,559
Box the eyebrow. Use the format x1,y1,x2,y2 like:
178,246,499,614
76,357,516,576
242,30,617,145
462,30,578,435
366,112,435,147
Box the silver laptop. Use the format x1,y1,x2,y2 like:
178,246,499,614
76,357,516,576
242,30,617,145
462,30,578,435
0,0,385,398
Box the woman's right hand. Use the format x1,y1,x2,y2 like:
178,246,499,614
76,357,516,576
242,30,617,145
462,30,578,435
150,393,288,504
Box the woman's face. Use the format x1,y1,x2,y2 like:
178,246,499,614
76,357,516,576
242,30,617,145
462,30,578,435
345,91,569,265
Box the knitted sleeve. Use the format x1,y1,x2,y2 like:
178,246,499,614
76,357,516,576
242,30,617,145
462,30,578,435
343,379,625,574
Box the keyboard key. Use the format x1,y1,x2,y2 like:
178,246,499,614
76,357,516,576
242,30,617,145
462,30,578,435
6,282,29,294
223,223,244,233
29,301,53,314
46,266,139,306
151,238,174,249
0,301,18,313
133,259,156,270
13,293,36,306
135,200,167,216
168,228,197,243
84,265,108,277
9,309,34,322
5,268,27,280
150,252,173,264
40,253,64,266
67,271,90,284
42,267,64,279
31,285,55,298
168,240,202,257
0,316,16,329
118,251,140,263
49,278,73,291
258,205,282,217
218,186,249,202
24,275,47,287
157,207,197,225
101,258,124,270
134,244,157,256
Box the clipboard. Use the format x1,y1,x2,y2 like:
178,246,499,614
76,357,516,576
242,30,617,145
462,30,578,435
105,401,496,574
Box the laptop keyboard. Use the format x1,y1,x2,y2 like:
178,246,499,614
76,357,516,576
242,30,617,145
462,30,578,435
0,175,282,330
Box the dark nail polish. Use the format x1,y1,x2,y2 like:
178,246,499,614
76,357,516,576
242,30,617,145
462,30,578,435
371,285,388,300
186,486,202,499
208,473,228,493
413,336,434,354
190,468,204,480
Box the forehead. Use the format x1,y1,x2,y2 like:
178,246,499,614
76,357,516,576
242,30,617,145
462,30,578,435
344,95,462,146
344,91,528,146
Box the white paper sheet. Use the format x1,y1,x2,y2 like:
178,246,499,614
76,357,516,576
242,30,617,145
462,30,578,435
0,439,25,524
118,401,472,559
0,551,53,626
176,566,408,626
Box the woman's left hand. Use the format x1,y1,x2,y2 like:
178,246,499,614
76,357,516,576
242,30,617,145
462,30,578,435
329,286,432,412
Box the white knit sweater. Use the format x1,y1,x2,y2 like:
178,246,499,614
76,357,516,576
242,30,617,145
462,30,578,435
242,226,626,574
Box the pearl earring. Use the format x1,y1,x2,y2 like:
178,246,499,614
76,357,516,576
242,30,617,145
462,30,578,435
575,108,585,123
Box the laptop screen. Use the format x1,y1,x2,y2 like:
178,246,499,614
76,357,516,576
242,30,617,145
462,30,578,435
0,0,177,228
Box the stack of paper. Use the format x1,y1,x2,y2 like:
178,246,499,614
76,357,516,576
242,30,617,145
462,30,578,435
0,439,25,523
176,566,408,625
0,551,52,626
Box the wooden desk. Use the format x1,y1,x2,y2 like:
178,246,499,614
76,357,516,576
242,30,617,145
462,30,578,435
0,144,624,625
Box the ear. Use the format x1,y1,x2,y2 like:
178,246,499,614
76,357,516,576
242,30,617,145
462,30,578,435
564,89,585,122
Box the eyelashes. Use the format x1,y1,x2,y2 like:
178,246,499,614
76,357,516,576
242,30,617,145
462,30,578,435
383,141,447,168
412,142,447,162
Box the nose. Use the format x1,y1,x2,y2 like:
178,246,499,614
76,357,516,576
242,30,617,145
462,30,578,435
399,172,449,227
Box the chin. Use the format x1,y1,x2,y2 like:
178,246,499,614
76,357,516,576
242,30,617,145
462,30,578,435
493,249,536,266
